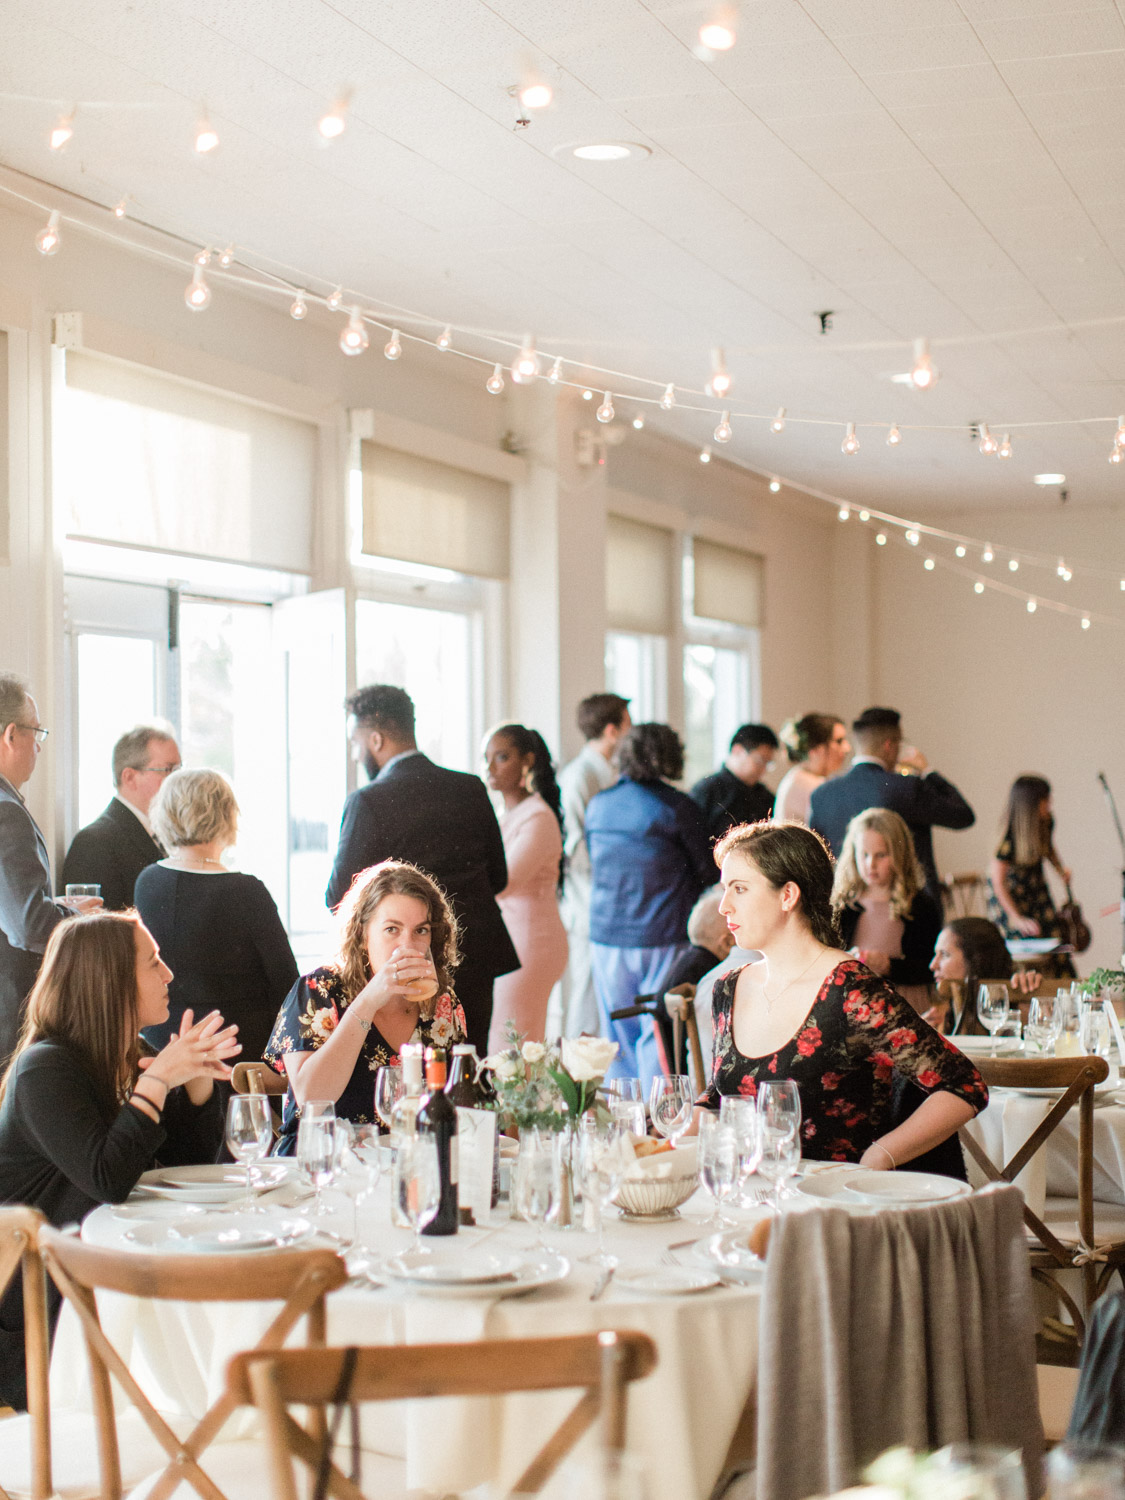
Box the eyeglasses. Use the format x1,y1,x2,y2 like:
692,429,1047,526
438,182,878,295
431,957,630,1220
14,724,48,744
142,763,181,778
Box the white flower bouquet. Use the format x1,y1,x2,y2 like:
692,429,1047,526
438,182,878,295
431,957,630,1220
482,1024,618,1132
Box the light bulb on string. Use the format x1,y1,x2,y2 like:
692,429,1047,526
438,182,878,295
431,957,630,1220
979,425,998,455
955,545,966,558
1082,617,1091,630
632,414,645,430
384,329,402,361
707,348,731,398
194,246,211,267
326,287,343,312
859,510,870,522
974,581,984,594
771,407,786,433
838,506,850,521
924,557,935,571
194,113,219,153
1009,559,1019,572
486,364,504,394
905,529,920,546
841,422,860,455
769,479,781,493
218,244,234,269
714,411,732,443
318,89,352,140
547,357,562,384
875,533,887,546
660,384,676,410
49,111,75,151
596,392,615,423
35,211,61,256
1057,560,1069,580
339,307,369,356
998,433,1012,459
184,264,211,310
289,293,307,320
909,337,937,390
886,425,901,446
699,5,738,50
699,446,712,464
1027,600,1037,613
511,335,539,384
1115,415,1125,448
436,325,452,351
1110,447,1122,466
983,545,994,563
113,197,128,219
582,389,594,402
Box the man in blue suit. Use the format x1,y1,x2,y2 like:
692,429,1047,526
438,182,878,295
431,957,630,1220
809,706,973,901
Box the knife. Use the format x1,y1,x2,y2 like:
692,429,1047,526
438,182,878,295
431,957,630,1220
589,1264,615,1301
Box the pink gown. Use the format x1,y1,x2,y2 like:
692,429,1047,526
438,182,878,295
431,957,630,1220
488,794,569,1053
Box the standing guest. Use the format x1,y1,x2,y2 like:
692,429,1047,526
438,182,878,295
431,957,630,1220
134,770,297,1067
831,808,943,1014
0,673,100,1064
809,706,974,902
690,724,779,841
61,723,181,910
772,714,851,824
326,685,517,1056
0,911,237,1409
586,723,715,1085
556,693,631,1038
928,917,1041,1034
483,724,568,1054
988,775,1076,980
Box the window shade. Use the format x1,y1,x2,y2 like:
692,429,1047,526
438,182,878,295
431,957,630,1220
605,514,673,634
361,441,509,579
693,538,764,628
58,352,317,573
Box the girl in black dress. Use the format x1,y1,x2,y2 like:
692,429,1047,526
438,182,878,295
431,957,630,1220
988,774,1076,980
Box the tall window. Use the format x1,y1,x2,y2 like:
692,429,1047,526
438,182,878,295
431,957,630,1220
605,631,668,723
681,538,763,786
605,514,674,725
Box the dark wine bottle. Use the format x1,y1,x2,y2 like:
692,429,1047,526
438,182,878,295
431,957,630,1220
418,1049,458,1236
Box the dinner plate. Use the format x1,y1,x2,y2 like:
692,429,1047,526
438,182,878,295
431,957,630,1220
381,1249,522,1284
135,1164,292,1205
376,1249,569,1299
997,1079,1117,1100
122,1213,314,1253
1006,938,1063,956
690,1229,767,1284
797,1166,970,1209
841,1171,970,1204
948,1036,1023,1057
615,1266,720,1296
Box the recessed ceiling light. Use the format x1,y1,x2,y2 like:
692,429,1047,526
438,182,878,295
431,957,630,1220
559,142,651,163
1033,473,1066,485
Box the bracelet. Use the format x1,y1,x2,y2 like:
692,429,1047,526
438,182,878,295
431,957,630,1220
353,1015,373,1034
872,1143,895,1170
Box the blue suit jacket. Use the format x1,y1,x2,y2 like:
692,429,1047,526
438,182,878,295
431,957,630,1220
0,779,65,1061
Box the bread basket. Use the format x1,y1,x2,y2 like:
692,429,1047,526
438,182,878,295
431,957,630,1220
614,1140,698,1219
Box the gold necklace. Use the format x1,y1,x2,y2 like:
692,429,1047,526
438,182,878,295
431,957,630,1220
760,950,823,1011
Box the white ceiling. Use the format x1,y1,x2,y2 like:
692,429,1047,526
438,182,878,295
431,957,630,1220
3,0,1125,512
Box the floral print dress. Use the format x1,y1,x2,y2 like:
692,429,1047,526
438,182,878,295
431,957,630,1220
987,828,1076,980
700,958,987,1162
264,966,468,1151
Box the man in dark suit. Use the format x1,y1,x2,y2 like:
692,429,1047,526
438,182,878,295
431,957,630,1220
326,684,518,1054
690,722,779,842
61,724,180,910
0,674,101,1062
809,706,974,901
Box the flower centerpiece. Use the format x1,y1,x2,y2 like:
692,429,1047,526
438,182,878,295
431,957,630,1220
482,1024,619,1134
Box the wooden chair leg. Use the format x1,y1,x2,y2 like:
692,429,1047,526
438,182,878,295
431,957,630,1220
19,1246,51,1500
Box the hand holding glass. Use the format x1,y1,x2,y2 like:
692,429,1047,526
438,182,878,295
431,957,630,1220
225,1095,273,1211
650,1076,693,1144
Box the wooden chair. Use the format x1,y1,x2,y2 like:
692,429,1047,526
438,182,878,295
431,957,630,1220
959,1054,1125,1343
38,1229,346,1500
225,1328,658,1500
940,871,988,920
663,985,706,1096
231,1062,288,1137
0,1207,52,1500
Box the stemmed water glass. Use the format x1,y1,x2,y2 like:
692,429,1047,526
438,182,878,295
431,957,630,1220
224,1095,273,1212
607,1079,646,1137
649,1076,693,1144
757,1080,801,1139
757,1082,802,1209
393,1131,440,1253
577,1120,628,1267
374,1066,404,1131
1025,994,1058,1053
297,1114,339,1217
514,1128,559,1249
697,1112,741,1230
977,983,1011,1056
719,1097,762,1204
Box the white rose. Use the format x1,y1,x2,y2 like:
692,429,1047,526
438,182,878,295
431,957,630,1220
521,1041,546,1064
492,1054,521,1081
560,1035,619,1082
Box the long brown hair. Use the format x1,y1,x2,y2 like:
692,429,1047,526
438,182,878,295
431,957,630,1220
714,821,841,948
0,911,143,1108
1002,774,1052,866
331,861,461,1005
832,807,923,920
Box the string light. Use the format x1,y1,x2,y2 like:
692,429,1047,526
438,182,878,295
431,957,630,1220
547,357,562,384
326,287,343,312
194,113,219,154
660,384,676,410
979,424,998,455
318,90,352,140
924,557,935,570
983,546,994,563
1082,617,1091,630
35,210,60,256
436,325,452,351
905,530,920,546
955,546,966,558
1009,559,1019,572
582,389,594,401
511,335,539,384
113,197,128,219
909,337,937,390
841,422,859,455
194,247,211,266
838,506,850,521
1027,599,1037,613
886,425,901,446
596,391,615,423
876,533,887,546
699,446,712,464
339,306,368,356
184,264,210,310
998,433,1012,459
707,348,731,398
486,363,505,394
1110,447,1122,466
384,329,402,360
859,510,870,521
632,414,645,430
769,479,781,492
218,244,234,269
699,5,738,50
974,581,985,594
49,112,74,151
1116,415,1125,448
1057,560,1070,580
714,410,732,443
771,407,786,433
289,293,307,320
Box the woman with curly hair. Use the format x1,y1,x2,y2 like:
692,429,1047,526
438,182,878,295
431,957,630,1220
264,861,467,1149
772,714,850,825
586,722,715,1084
831,807,942,1013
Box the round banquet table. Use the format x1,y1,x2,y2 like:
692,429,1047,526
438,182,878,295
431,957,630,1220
49,1176,765,1500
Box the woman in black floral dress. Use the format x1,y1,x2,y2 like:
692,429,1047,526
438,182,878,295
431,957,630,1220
987,775,1076,980
700,823,986,1167
265,861,467,1151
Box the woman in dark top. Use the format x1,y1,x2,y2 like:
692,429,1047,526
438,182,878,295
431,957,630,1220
265,860,468,1151
0,911,236,1407
135,768,297,1064
700,822,986,1168
831,807,942,1013
927,916,1042,1035
987,774,1076,979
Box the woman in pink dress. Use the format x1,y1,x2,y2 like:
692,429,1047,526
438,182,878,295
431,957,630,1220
484,724,568,1054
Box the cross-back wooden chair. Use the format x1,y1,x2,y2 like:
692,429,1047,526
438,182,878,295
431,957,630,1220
959,1054,1125,1342
663,985,706,1096
940,871,988,920
230,1063,288,1136
38,1228,346,1500
0,1207,52,1500
226,1328,658,1500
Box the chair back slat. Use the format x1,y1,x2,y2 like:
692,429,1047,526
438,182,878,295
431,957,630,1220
231,1062,287,1097
0,1208,51,1500
973,1056,1108,1091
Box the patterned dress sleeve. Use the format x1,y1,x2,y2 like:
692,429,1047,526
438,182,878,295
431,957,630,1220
697,969,739,1109
841,967,988,1114
263,968,342,1073
418,991,469,1052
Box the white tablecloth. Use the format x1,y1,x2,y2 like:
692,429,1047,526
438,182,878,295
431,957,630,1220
964,1090,1125,1216
51,1182,763,1500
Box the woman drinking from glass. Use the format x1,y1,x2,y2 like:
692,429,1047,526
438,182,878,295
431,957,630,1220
700,822,986,1167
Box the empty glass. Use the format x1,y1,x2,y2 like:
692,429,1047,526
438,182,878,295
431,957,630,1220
649,1076,693,1144
1045,1442,1125,1500
1081,1005,1113,1061
608,1078,643,1103
224,1094,273,1211
514,1129,559,1248
577,1121,629,1266
373,1066,404,1130
929,1443,1027,1500
978,983,1011,1055
393,1131,441,1252
697,1112,741,1229
297,1114,338,1216
757,1080,802,1138
609,1099,647,1137
720,1096,762,1203
757,1127,800,1210
1026,995,1059,1053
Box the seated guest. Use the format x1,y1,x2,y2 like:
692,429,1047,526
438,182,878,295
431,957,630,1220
60,723,180,910
657,887,738,1074
772,713,850,825
690,724,779,841
265,861,468,1150
928,916,1041,1035
0,912,236,1408
701,822,986,1167
831,808,942,1014
134,770,297,1069
586,723,716,1086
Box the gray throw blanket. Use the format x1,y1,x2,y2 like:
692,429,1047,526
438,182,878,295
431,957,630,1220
756,1184,1043,1500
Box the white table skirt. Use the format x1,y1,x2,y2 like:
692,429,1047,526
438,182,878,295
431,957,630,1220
964,1091,1125,1216
50,1183,762,1500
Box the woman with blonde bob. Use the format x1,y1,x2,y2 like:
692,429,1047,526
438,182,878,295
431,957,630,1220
265,860,468,1150
0,912,237,1407
832,807,942,1013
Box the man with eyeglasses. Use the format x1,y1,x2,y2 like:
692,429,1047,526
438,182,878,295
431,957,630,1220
61,723,181,910
0,672,102,1062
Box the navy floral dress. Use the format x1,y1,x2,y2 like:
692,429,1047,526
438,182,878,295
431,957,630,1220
700,959,987,1162
264,966,468,1152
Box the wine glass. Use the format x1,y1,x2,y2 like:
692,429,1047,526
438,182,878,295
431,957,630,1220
373,1066,403,1130
757,1080,802,1140
393,1132,440,1253
697,1112,740,1230
608,1078,643,1104
297,1115,338,1217
609,1099,647,1137
1025,994,1058,1053
577,1121,628,1267
650,1076,693,1144
977,983,1011,1055
757,1126,800,1210
1081,1004,1112,1061
719,1097,762,1203
514,1129,559,1249
224,1095,273,1212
